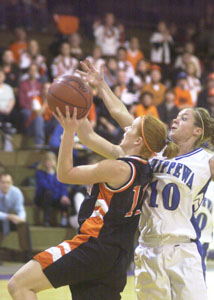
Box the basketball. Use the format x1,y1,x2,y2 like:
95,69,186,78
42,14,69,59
47,75,93,119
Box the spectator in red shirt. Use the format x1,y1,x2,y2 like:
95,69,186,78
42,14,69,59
18,63,42,133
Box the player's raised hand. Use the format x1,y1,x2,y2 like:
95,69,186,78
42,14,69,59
53,106,87,132
76,59,105,87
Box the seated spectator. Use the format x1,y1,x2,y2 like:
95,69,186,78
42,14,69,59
1,49,20,92
197,73,214,109
174,71,193,110
25,82,58,148
174,46,201,80
0,68,16,151
18,63,42,133
126,36,144,71
87,46,105,72
0,68,16,125
51,42,78,79
117,46,135,81
186,62,201,106
131,91,159,118
0,173,32,263
68,32,84,60
114,70,138,109
9,27,28,64
104,57,118,88
184,42,201,78
157,88,179,129
143,65,166,106
93,13,120,57
135,59,151,86
34,151,71,227
19,39,48,83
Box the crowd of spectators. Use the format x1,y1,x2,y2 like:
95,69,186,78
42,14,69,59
0,12,214,151
1,9,214,232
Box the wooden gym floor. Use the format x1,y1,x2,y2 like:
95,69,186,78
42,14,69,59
0,261,214,299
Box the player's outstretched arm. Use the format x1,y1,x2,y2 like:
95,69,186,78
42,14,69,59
53,106,130,186
77,118,124,159
78,59,134,129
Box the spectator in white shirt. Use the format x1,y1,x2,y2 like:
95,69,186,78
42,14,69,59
93,13,120,57
87,45,105,72
186,61,202,106
19,39,48,82
51,42,78,79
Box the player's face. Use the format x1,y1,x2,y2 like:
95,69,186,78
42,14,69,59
169,109,199,144
120,117,141,148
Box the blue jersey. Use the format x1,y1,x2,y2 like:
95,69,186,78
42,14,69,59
138,147,213,246
195,180,214,243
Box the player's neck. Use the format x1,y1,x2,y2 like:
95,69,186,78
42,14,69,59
176,142,196,156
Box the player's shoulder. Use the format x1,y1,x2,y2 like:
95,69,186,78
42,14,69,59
119,155,148,165
175,147,212,161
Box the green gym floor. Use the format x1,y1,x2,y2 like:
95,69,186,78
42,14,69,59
1,261,214,299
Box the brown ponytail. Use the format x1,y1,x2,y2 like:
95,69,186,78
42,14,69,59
163,141,180,158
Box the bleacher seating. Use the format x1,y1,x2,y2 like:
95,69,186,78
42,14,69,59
0,133,77,262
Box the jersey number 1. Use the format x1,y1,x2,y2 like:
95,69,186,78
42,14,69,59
125,185,147,217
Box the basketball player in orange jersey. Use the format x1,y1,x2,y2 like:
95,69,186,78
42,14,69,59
8,105,178,299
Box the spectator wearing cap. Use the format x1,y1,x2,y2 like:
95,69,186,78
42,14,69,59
142,65,166,106
197,73,214,109
174,71,193,110
206,87,214,117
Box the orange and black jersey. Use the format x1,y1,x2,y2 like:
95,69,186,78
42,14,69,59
34,155,152,291
77,156,152,251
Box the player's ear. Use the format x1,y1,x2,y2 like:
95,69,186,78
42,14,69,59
193,127,203,138
134,136,143,146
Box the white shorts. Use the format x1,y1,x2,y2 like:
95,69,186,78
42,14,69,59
134,242,208,300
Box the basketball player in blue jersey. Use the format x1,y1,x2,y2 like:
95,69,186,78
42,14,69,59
8,107,176,299
195,180,214,264
73,59,214,300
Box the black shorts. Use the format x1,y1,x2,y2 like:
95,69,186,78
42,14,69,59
34,237,129,299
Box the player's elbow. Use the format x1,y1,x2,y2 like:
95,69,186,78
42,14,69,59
57,172,66,183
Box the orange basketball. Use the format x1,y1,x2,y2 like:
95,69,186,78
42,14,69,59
47,75,93,119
